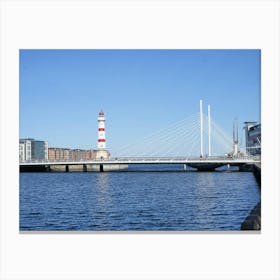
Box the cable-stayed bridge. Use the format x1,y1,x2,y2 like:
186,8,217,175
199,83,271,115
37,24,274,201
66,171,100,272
20,101,261,172
111,112,235,158
20,156,260,171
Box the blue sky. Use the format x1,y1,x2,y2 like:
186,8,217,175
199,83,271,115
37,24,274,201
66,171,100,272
20,49,260,154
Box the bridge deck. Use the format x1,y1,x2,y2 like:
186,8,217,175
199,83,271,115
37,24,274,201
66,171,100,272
20,157,261,166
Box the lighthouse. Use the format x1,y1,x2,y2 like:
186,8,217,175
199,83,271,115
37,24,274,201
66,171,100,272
97,110,106,149
96,110,110,160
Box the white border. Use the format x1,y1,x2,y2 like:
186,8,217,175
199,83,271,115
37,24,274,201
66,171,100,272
1,0,279,279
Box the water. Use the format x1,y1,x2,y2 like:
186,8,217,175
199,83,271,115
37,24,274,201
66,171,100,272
20,165,260,231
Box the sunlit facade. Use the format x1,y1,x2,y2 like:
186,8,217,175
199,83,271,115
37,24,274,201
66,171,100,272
244,122,261,155
19,138,48,162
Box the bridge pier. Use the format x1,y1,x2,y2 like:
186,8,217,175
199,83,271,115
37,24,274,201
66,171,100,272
100,164,104,172
187,163,224,171
239,164,254,172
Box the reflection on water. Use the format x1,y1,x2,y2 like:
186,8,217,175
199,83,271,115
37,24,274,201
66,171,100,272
194,173,221,228
20,170,260,231
96,173,110,208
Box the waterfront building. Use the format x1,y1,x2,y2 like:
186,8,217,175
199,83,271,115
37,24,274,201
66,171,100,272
71,149,86,161
244,122,261,155
48,147,97,161
48,148,55,161
19,139,32,161
48,148,70,161
19,142,25,162
86,149,97,160
32,140,48,160
19,138,48,162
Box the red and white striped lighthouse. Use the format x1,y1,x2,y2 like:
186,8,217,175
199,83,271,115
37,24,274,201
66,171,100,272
97,110,106,149
96,110,109,160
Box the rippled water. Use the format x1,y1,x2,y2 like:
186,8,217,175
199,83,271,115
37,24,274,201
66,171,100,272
20,166,260,231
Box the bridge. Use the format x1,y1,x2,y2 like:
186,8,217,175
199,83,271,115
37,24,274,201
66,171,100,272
19,155,261,172
19,100,261,172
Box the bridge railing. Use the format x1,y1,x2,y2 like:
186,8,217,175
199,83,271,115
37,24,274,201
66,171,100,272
19,154,261,164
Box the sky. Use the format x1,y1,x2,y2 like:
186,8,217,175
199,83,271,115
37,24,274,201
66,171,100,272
19,49,260,154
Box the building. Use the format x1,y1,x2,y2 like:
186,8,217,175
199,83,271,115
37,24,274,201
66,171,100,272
33,140,49,160
19,138,32,161
19,142,26,162
244,122,261,155
48,147,97,161
19,138,48,162
48,148,70,161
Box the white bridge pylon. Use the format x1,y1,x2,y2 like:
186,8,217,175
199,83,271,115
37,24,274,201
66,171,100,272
111,101,242,158
200,100,212,157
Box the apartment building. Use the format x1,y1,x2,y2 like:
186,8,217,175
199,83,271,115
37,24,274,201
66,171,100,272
244,122,261,155
19,138,48,162
48,148,97,161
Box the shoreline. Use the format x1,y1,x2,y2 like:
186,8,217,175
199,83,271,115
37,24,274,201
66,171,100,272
240,163,261,230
